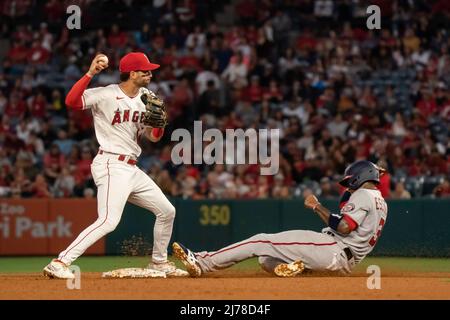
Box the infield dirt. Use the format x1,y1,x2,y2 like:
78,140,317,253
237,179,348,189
1,270,449,300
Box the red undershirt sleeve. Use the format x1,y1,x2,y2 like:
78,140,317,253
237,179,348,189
151,128,164,139
65,74,92,110
343,214,358,231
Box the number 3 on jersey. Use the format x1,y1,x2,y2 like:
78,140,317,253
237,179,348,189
369,197,387,247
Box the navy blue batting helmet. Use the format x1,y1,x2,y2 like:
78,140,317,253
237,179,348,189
339,160,380,190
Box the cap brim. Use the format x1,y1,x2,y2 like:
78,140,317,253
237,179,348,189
142,63,160,71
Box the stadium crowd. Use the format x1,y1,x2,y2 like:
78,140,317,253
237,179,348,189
0,0,449,200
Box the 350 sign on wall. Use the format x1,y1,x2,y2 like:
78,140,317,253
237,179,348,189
199,205,231,226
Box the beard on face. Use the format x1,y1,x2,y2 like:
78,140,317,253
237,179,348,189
136,77,150,87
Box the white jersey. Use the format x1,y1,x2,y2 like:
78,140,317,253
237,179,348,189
323,188,388,263
82,84,152,158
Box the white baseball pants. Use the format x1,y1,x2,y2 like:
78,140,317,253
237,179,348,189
58,152,175,265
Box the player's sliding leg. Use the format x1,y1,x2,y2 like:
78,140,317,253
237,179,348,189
174,230,352,277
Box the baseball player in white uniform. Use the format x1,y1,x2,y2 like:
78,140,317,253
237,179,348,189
43,52,186,279
173,160,388,277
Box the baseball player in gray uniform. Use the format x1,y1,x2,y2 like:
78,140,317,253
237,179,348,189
173,160,388,277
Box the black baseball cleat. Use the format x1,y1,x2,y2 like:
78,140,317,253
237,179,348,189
172,242,202,277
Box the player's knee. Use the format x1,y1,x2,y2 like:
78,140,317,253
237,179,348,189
258,256,269,266
258,257,283,274
165,204,176,220
156,203,175,221
252,233,269,241
258,257,275,274
102,218,120,233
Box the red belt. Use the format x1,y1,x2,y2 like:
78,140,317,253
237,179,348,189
98,150,137,165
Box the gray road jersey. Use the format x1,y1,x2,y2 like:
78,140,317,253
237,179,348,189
322,188,388,263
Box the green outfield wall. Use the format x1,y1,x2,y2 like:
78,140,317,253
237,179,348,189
106,199,450,257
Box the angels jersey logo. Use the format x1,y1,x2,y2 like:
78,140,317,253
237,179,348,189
111,109,146,125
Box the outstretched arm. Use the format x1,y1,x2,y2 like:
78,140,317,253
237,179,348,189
65,54,108,110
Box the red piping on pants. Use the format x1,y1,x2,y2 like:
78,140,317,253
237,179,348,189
196,240,338,259
60,160,110,261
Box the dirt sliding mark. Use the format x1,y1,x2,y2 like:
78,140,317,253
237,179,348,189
0,272,449,300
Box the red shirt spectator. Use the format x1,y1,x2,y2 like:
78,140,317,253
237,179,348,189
31,174,52,198
223,112,244,129
160,45,179,66
408,159,423,176
13,25,32,42
7,41,29,63
245,25,258,45
28,41,51,64
433,180,450,198
1,0,31,17
108,25,127,48
378,172,391,198
416,96,437,117
43,145,66,176
224,27,242,50
297,30,317,51
236,0,257,20
44,0,64,22
352,28,368,42
68,109,93,132
244,78,263,103
152,28,165,51
263,80,283,102
5,97,26,119
75,149,93,182
186,165,201,180
432,0,450,13
29,93,47,118
179,49,201,71
168,79,194,119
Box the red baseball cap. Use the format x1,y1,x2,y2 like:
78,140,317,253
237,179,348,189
119,52,160,72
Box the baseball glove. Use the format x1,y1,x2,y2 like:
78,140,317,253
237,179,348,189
140,92,168,128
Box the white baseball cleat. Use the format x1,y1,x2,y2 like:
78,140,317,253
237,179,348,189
148,261,189,277
43,259,75,279
172,242,202,277
274,260,305,277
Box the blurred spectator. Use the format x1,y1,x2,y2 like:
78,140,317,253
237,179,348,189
31,174,52,198
319,177,340,199
83,188,95,199
53,166,75,198
75,147,93,184
272,173,290,198
222,50,248,88
377,160,391,198
43,144,65,184
391,182,412,199
0,1,448,200
53,130,75,157
433,179,450,198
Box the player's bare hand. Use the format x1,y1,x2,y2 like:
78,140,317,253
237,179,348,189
378,166,387,177
87,54,109,77
304,194,320,210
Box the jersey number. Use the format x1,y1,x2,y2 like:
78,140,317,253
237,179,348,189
369,218,385,247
